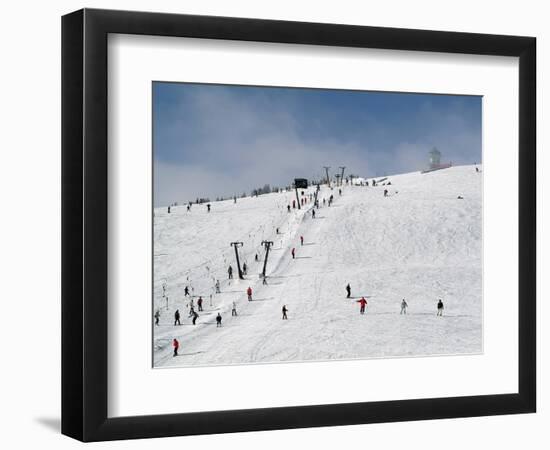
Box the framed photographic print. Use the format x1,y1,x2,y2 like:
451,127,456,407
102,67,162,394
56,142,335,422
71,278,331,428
62,8,536,442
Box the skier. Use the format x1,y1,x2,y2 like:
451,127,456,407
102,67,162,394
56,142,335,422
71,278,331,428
339,189,342,196
184,286,189,296
197,296,203,312
276,227,280,234
228,265,233,280
216,313,222,327
291,248,296,259
192,310,199,325
300,236,304,246
356,297,368,314
282,305,288,320
475,167,480,173
287,204,291,213
174,309,181,326
255,253,259,262
247,286,253,301
207,203,211,212
400,298,408,314
242,262,247,275
437,299,444,316
154,309,160,326
187,205,190,212
384,189,388,197
232,301,238,316
312,209,316,219
168,206,171,214
346,283,351,298
173,338,179,357
215,279,221,294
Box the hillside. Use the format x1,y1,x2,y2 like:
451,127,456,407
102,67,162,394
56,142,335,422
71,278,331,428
153,165,482,367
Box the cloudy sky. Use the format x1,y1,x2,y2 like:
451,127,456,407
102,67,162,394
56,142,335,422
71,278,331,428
153,82,481,207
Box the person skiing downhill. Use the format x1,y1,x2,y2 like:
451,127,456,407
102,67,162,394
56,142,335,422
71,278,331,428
300,236,304,246
197,296,203,311
282,305,288,320
216,313,222,327
346,283,351,298
173,338,179,357
184,286,190,296
400,299,408,314
291,248,296,259
174,309,181,326
228,265,233,280
356,297,368,314
154,309,160,326
232,301,238,316
437,299,444,316
247,286,253,301
312,209,316,219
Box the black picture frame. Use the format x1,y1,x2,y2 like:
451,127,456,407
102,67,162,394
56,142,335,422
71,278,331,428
62,8,536,442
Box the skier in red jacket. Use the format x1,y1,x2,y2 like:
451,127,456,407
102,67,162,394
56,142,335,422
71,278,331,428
357,297,368,314
173,338,179,357
247,286,252,301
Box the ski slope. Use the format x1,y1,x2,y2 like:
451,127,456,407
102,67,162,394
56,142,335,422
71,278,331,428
153,165,482,368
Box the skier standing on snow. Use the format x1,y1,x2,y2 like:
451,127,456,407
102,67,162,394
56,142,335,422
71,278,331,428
192,310,199,325
168,206,171,214
282,305,288,320
400,299,408,314
207,203,211,212
215,279,220,293
232,301,237,316
356,297,368,314
312,209,316,219
300,236,304,246
197,296,203,311
346,283,351,298
216,313,222,327
154,309,160,326
174,309,181,326
242,262,247,275
291,248,296,259
173,338,179,357
287,204,291,213
184,286,190,296
384,189,388,197
255,253,259,262
437,299,444,316
247,286,253,301
228,265,233,280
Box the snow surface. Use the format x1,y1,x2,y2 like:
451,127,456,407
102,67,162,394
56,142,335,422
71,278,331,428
153,165,482,368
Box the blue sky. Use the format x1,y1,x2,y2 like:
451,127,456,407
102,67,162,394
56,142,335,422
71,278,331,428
153,82,481,207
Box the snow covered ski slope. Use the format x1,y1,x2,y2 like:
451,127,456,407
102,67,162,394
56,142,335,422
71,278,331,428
153,165,482,368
